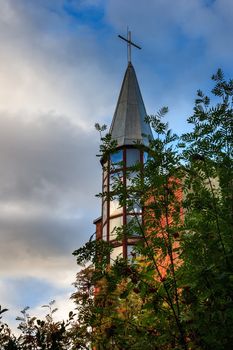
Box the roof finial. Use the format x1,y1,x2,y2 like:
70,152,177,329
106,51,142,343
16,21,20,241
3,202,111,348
118,28,141,63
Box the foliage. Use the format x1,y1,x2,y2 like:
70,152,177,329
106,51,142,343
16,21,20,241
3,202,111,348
1,70,232,349
72,69,233,349
177,69,233,349
0,302,77,350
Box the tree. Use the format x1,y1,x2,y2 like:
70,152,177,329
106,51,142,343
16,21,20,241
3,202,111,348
177,69,233,349
0,302,75,350
0,70,232,349
73,69,233,350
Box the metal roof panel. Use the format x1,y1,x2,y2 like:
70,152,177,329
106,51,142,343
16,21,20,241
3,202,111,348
110,63,153,147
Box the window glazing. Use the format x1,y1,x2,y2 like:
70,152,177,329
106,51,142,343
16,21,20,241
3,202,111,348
109,216,123,240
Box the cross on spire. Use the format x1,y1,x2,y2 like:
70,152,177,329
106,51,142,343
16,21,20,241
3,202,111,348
118,29,141,63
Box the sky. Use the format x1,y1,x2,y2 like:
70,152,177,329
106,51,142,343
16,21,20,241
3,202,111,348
1,0,233,331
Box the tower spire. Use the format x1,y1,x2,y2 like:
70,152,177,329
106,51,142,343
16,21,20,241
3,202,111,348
109,62,153,147
118,29,141,63
94,39,153,261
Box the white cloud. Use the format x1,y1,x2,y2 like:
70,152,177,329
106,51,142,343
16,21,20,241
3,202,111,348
1,0,233,334
0,0,116,128
0,1,110,329
0,112,101,278
0,279,76,335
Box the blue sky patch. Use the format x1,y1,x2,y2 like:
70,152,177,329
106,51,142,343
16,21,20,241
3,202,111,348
4,277,63,309
63,1,105,30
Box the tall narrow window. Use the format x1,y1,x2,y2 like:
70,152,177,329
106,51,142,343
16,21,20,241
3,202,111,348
109,216,123,241
102,200,108,224
102,224,107,241
126,214,142,236
126,149,140,167
103,175,108,194
110,246,123,263
109,171,123,193
127,245,136,259
110,150,123,170
127,202,142,214
126,171,138,186
110,197,123,216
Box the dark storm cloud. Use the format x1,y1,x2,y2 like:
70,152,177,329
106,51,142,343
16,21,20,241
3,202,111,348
0,114,100,203
0,210,88,257
0,112,101,277
1,0,233,330
0,0,112,318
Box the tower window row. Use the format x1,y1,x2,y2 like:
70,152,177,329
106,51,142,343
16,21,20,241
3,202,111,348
101,147,148,259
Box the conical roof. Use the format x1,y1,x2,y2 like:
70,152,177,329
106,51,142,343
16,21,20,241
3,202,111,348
110,62,153,147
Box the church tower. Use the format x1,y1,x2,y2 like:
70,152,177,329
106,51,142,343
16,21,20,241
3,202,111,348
94,33,153,262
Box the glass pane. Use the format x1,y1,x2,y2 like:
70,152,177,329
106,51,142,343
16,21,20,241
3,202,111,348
126,215,142,236
143,151,148,163
109,216,123,240
110,246,123,263
103,161,108,179
103,175,108,194
110,197,123,216
127,245,135,259
143,151,152,163
127,214,142,224
102,224,107,241
127,202,142,214
102,200,108,223
126,149,140,167
104,174,108,185
110,171,123,192
126,171,138,187
110,150,123,169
